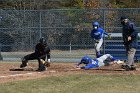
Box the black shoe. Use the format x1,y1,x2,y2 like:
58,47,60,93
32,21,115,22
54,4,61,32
20,58,28,68
38,65,47,71
130,65,136,70
121,64,127,69
124,65,136,71
125,65,131,71
37,68,47,72
20,63,27,68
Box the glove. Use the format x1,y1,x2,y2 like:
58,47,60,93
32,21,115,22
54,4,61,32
40,59,45,64
95,40,99,43
116,60,124,64
114,60,124,64
39,59,47,71
108,34,112,39
44,62,50,67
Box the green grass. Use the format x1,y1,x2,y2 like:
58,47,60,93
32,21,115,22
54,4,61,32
0,74,140,93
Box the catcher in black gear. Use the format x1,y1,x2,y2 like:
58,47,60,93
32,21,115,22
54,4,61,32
20,37,51,71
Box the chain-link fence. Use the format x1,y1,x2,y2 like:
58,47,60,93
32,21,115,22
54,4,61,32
0,8,140,62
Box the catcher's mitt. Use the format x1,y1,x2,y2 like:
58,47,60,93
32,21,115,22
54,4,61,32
40,59,46,64
40,59,50,67
39,59,46,71
44,62,50,67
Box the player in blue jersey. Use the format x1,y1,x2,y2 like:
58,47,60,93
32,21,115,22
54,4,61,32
91,22,111,58
76,54,123,69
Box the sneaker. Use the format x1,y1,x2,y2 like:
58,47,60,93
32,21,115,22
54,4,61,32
124,65,136,71
130,65,136,70
125,65,131,71
121,65,131,71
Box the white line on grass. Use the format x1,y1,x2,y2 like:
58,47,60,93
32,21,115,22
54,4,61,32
0,72,38,78
0,70,56,78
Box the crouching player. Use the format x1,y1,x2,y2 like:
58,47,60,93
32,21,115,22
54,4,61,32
20,37,51,71
76,54,124,69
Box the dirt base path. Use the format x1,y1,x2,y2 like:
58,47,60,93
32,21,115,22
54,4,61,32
0,62,140,83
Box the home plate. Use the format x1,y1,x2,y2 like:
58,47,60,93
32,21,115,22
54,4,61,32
136,68,140,71
9,68,34,71
49,70,56,73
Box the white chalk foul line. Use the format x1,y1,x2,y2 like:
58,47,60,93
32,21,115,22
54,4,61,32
0,70,56,78
0,72,36,78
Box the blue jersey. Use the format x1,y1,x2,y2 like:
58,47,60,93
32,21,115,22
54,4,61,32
81,59,99,69
91,28,108,40
78,54,118,69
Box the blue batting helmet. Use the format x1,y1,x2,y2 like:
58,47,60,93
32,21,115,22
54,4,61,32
92,22,99,29
92,22,99,27
81,55,92,64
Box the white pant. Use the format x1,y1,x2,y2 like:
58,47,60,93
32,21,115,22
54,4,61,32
95,38,103,52
97,54,113,67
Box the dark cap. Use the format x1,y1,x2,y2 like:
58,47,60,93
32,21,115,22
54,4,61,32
120,16,127,21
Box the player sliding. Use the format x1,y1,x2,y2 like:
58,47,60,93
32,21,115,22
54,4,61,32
76,54,124,70
20,37,51,71
91,22,111,58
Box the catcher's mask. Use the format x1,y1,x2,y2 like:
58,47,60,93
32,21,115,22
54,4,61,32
39,37,47,45
81,56,92,65
92,22,99,30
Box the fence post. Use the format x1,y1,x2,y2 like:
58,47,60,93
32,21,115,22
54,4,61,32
70,41,72,53
39,10,42,38
0,44,3,60
103,9,106,55
0,15,3,60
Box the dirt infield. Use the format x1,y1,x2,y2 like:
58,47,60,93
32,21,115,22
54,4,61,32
0,62,140,83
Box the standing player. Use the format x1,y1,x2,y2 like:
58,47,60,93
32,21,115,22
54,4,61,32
20,37,51,71
120,16,138,71
91,22,111,58
76,54,123,69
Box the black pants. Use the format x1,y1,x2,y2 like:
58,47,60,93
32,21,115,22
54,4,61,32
23,50,50,68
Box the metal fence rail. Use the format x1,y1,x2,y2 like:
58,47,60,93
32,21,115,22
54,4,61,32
0,9,140,62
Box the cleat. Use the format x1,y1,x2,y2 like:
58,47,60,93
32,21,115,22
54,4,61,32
130,65,136,70
121,65,131,71
20,63,28,68
125,65,131,71
122,65,136,71
20,58,28,68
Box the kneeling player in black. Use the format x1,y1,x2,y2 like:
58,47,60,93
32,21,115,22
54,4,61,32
20,37,51,71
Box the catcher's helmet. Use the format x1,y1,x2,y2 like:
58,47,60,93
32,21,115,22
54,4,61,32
81,55,92,65
39,37,47,45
